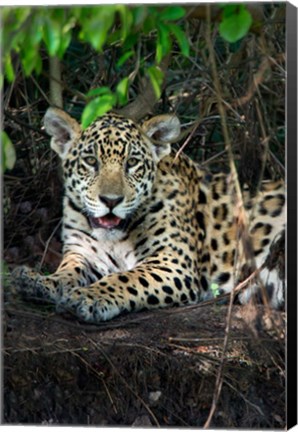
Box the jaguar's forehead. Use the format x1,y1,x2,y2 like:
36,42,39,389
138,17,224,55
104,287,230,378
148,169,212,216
80,114,143,146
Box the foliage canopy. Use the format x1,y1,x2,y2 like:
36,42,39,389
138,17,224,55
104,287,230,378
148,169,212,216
2,4,254,138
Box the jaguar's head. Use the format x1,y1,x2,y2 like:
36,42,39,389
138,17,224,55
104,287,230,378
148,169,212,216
44,108,180,231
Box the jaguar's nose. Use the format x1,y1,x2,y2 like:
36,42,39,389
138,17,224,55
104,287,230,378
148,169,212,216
99,195,124,210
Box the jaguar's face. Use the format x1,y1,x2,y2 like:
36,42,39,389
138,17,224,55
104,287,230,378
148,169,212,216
65,115,158,230
44,109,181,231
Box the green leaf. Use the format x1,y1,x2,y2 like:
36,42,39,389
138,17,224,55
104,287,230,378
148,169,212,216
116,5,133,41
2,7,31,32
56,30,72,59
28,13,43,45
122,33,138,51
2,131,16,171
131,6,147,27
20,43,41,76
71,7,83,20
18,14,44,75
221,4,239,17
86,86,112,99
168,23,190,56
143,14,156,34
219,5,252,43
156,22,171,63
156,42,163,66
79,7,115,51
81,94,116,129
4,54,15,82
147,66,164,99
43,17,61,56
116,77,130,105
34,52,43,75
116,50,134,69
88,27,107,51
56,15,76,58
159,6,185,21
210,283,220,297
106,28,122,46
2,8,32,55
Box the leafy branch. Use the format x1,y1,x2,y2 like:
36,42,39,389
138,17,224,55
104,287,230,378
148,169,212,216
2,5,190,130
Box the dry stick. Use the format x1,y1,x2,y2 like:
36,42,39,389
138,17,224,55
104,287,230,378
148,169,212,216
203,6,251,428
221,377,266,419
88,339,160,427
4,110,49,137
173,119,203,163
201,149,226,166
203,289,237,428
269,149,285,172
72,351,118,415
42,70,87,102
249,100,272,308
49,56,63,108
232,53,285,108
168,335,274,344
30,74,51,104
39,219,62,270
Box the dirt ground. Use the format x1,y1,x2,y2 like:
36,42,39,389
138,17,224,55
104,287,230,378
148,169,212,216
3,294,285,428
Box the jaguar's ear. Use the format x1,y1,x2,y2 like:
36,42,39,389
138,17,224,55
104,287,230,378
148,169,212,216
44,107,81,159
142,114,181,162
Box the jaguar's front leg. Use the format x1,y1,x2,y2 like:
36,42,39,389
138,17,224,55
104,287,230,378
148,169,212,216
12,253,101,303
58,258,199,322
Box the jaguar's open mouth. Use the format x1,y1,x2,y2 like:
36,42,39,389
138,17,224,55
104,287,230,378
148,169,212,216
89,213,123,230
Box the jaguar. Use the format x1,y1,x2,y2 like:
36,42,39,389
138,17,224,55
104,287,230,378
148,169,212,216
12,107,286,322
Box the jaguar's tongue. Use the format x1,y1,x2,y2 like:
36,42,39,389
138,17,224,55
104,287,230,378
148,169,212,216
90,214,122,229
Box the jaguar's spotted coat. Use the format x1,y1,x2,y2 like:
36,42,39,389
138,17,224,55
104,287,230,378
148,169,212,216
13,108,286,322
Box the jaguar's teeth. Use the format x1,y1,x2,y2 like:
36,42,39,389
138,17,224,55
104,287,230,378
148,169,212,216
89,214,122,229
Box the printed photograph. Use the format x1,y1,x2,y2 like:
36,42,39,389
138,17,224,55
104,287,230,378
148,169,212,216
2,2,290,428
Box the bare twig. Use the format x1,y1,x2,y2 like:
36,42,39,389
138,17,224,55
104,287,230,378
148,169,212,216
4,110,48,137
203,279,238,428
88,339,161,426
268,149,285,172
49,56,63,108
39,219,62,270
232,53,285,108
173,119,203,163
203,6,251,427
72,351,118,415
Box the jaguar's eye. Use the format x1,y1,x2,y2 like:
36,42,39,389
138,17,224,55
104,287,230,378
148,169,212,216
126,157,139,169
84,156,98,167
